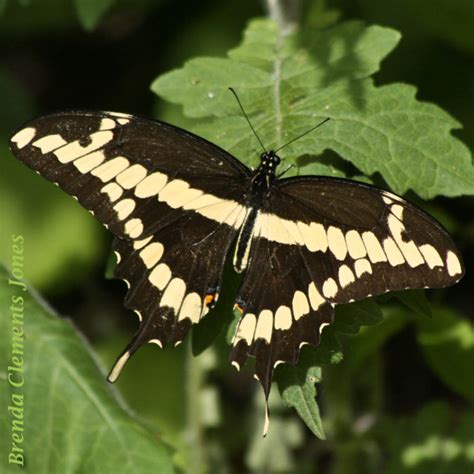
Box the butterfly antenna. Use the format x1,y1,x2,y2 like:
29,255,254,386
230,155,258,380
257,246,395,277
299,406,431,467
274,117,330,153
228,87,267,153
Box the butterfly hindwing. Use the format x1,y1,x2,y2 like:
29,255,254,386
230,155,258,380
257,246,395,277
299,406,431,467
109,208,242,380
231,176,464,396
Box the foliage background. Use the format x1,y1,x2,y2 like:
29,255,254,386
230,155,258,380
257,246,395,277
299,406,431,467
0,0,473,473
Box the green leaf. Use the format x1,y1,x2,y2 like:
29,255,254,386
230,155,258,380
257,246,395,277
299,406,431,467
334,298,383,334
345,306,410,372
394,289,432,318
152,18,473,198
277,364,326,439
385,402,474,473
1,71,104,291
416,306,474,402
74,0,114,30
0,150,105,290
275,299,382,437
0,266,175,473
246,392,304,472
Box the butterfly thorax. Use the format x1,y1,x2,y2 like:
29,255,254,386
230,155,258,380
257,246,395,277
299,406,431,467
233,152,281,273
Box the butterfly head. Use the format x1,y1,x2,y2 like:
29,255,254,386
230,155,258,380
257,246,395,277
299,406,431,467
259,151,281,172
251,151,281,192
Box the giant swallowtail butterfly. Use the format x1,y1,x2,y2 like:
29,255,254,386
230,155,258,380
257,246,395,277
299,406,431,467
9,109,464,434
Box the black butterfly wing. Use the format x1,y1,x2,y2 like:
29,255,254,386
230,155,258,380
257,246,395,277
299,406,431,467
231,176,464,397
9,111,253,379
9,111,251,240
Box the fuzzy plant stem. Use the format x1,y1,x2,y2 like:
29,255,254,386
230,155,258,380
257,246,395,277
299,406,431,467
265,0,300,34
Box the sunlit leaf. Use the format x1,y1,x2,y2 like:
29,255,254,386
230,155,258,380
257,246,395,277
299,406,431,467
385,402,474,473
74,0,114,30
152,19,474,198
0,267,175,472
416,306,474,402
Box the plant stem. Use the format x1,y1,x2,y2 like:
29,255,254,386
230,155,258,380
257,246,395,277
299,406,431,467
265,0,300,34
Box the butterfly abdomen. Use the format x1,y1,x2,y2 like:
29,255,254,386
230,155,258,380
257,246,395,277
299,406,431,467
233,207,260,273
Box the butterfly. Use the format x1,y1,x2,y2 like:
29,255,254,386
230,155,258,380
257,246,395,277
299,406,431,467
9,108,464,434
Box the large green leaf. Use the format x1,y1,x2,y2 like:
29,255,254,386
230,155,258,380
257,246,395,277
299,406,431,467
385,402,474,473
73,0,114,30
0,267,174,473
416,306,474,403
152,19,474,199
275,299,382,438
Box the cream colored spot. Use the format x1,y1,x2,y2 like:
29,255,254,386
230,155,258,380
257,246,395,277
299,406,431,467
231,361,240,371
149,339,163,347
12,127,36,149
91,157,130,182
196,198,239,223
149,263,172,290
391,204,404,220
346,230,367,259
107,351,130,383
258,214,295,245
234,313,256,345
133,236,153,249
382,195,394,205
114,198,136,220
101,182,123,202
327,226,347,260
54,130,113,163
419,244,443,269
224,204,247,228
362,232,387,263
319,322,330,334
116,164,147,189
274,306,292,330
281,220,304,246
383,237,405,266
322,278,338,298
178,293,202,323
160,278,186,313
133,310,142,322
139,242,164,269
108,111,132,120
354,258,372,277
135,172,168,198
125,218,143,238
114,250,121,264
32,134,67,153
117,118,129,125
100,118,116,130
254,310,273,343
74,150,106,173
292,291,310,320
159,179,201,208
338,265,355,288
387,215,424,267
446,250,462,276
298,221,328,252
308,282,325,310
182,192,220,210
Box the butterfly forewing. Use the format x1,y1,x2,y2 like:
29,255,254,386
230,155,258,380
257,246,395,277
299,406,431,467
9,111,251,240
